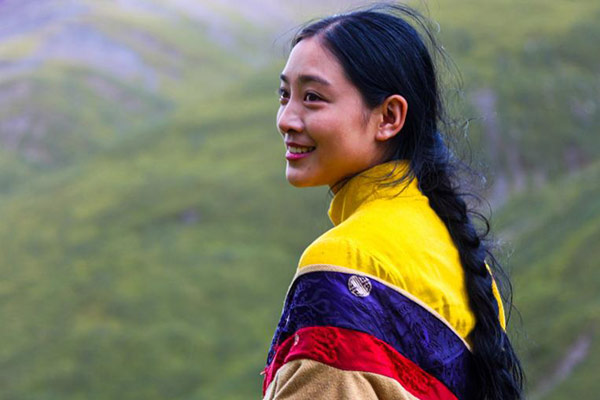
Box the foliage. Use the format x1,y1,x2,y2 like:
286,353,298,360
0,0,598,399
495,161,600,398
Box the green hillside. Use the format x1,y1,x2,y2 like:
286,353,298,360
0,0,598,399
495,161,600,399
431,0,600,199
0,0,253,190
0,70,332,399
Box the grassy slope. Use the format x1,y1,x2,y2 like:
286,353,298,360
429,0,600,182
495,161,600,398
429,0,598,76
0,0,598,399
0,0,251,188
0,70,333,399
0,4,292,397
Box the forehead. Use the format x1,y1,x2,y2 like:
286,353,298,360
280,37,347,85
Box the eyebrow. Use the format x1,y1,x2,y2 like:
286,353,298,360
280,73,331,86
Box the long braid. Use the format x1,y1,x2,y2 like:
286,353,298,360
415,133,524,400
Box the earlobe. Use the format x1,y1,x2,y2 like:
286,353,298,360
375,95,408,142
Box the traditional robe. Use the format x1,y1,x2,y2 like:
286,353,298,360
262,160,505,400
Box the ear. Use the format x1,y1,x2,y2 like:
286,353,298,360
375,94,407,142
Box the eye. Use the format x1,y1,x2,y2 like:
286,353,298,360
277,87,289,104
304,92,321,102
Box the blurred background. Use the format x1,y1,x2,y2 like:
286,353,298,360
0,0,598,399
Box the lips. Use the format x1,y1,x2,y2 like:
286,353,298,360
285,142,316,160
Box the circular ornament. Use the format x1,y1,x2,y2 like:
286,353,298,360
348,275,372,297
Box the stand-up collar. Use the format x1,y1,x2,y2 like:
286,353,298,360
328,160,421,226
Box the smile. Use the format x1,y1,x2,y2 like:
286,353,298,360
285,145,316,161
288,145,316,154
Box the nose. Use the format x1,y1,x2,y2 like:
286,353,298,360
276,102,303,136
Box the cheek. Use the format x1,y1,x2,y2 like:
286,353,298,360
310,114,346,143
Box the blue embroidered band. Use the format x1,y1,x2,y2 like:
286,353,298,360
266,270,475,400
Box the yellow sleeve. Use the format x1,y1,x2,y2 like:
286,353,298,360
298,234,405,289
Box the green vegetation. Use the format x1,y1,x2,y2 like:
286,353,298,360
495,161,600,398
431,0,600,194
0,0,598,399
0,68,331,399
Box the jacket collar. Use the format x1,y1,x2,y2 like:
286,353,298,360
328,160,421,226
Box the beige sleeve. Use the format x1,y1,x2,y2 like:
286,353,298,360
264,359,419,400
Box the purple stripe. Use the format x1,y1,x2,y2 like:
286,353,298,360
265,270,474,400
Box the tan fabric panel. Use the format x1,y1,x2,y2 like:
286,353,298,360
264,358,420,400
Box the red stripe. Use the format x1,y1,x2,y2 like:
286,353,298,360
263,326,458,400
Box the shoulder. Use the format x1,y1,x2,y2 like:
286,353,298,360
297,225,405,288
297,198,481,340
299,231,376,268
297,196,460,292
298,231,360,267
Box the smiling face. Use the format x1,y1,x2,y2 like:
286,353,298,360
276,36,388,190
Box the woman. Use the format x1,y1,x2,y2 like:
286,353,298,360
262,4,524,400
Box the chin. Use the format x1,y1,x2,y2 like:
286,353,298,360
285,169,321,188
286,175,314,188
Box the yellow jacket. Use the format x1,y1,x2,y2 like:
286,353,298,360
263,160,505,400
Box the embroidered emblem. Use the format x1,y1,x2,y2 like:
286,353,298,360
348,275,372,297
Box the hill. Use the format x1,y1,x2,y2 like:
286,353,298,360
495,161,600,399
0,0,598,399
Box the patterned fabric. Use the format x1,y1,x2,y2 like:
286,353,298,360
264,359,420,400
264,268,473,399
262,160,505,399
263,268,471,399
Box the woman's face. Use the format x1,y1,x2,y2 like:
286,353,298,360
277,37,385,190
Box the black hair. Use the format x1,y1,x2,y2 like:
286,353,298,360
291,3,524,399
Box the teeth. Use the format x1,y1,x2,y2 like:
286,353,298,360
288,146,315,154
